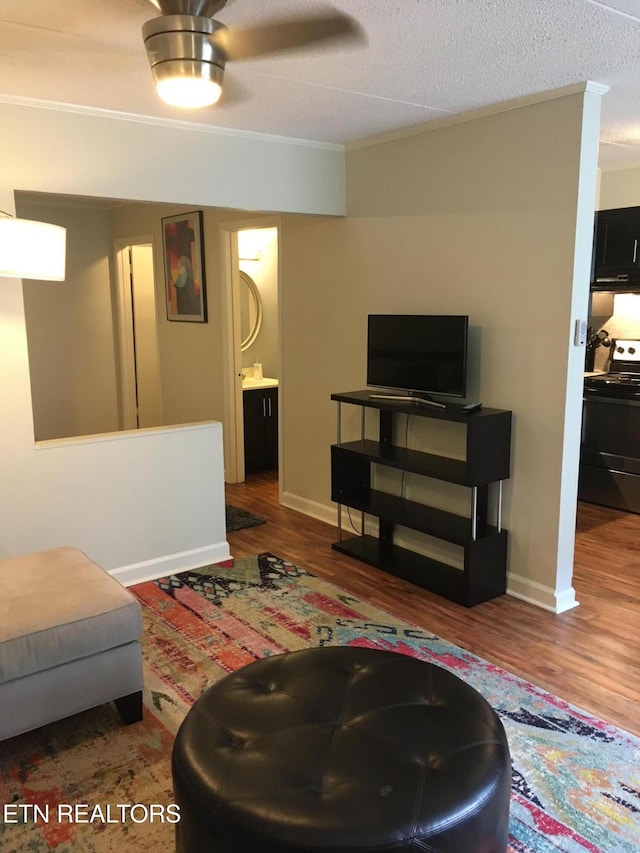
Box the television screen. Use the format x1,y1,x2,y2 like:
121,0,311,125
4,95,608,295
367,314,468,398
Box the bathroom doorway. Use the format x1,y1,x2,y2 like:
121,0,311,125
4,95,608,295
221,217,281,486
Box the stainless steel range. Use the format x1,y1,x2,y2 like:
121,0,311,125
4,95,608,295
579,339,640,513
584,339,640,399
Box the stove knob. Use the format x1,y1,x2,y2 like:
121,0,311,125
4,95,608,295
629,346,636,355
616,346,625,353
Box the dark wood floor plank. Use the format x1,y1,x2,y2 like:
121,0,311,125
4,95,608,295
226,473,640,737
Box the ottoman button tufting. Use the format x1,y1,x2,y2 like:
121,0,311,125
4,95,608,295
172,646,511,853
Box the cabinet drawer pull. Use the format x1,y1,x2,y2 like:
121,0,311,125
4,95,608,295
262,398,266,417
634,238,638,264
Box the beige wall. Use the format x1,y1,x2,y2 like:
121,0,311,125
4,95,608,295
599,166,640,210
112,202,211,427
18,199,120,440
0,92,604,608
17,197,260,439
111,202,267,427
240,227,279,378
279,88,602,611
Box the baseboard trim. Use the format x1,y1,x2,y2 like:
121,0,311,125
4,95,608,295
110,541,231,587
280,492,580,614
507,573,579,614
280,492,337,528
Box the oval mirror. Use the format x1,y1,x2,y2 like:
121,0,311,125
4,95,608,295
239,271,263,351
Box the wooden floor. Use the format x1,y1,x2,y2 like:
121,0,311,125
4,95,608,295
226,471,640,738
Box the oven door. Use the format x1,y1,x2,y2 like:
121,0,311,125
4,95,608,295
579,394,640,513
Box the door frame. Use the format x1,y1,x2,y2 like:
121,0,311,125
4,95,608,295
113,235,159,430
220,215,281,484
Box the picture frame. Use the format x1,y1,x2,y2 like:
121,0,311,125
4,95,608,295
162,210,207,322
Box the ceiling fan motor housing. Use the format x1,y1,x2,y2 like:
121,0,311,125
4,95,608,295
149,1,228,16
142,14,228,89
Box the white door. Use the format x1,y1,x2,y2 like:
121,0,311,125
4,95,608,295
130,245,162,428
114,239,162,430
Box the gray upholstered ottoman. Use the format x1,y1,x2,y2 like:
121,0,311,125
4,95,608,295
0,546,143,740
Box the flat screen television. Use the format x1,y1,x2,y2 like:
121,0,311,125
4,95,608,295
367,314,469,399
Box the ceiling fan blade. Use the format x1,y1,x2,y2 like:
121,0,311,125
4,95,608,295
218,11,365,62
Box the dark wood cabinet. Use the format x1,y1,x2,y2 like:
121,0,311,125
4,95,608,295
330,391,512,607
579,396,640,513
243,387,278,472
592,207,640,288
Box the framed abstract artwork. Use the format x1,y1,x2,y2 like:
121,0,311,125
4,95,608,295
162,210,207,322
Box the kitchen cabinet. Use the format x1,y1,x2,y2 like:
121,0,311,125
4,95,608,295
243,387,278,472
330,390,512,607
592,206,640,289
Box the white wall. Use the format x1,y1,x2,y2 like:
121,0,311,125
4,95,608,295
279,86,603,612
1,100,346,215
34,423,226,583
0,237,228,578
0,100,345,577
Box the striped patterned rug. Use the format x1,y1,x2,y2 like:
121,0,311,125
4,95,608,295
1,553,638,852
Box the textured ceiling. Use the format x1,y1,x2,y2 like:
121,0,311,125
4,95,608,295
2,0,640,168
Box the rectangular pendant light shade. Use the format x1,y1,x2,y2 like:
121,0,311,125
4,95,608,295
0,217,67,281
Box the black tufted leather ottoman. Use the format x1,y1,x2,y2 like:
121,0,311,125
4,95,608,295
172,646,511,853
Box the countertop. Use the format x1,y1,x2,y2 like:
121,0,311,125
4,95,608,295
242,377,279,390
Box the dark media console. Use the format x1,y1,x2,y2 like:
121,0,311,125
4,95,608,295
330,390,512,607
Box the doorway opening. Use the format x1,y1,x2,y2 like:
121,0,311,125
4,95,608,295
220,217,281,489
113,238,162,430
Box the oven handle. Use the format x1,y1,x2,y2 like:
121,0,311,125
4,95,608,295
583,392,640,407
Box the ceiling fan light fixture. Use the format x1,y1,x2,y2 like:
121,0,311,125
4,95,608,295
143,14,227,109
154,60,223,107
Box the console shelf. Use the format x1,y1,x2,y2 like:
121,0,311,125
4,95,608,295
330,391,512,607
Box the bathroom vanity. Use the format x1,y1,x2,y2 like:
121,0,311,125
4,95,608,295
243,379,278,471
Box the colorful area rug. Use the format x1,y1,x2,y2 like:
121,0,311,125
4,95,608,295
224,503,266,532
1,553,639,852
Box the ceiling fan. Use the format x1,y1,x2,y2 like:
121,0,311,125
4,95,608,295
142,0,364,108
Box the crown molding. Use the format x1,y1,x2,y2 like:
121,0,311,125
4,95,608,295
0,94,345,153
347,82,611,152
